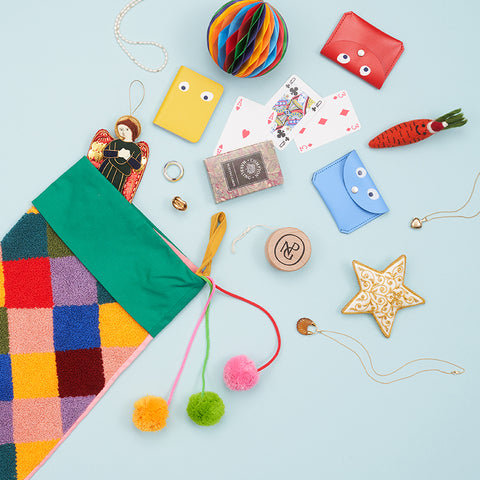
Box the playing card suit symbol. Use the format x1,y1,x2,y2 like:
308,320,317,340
308,143,312,147
236,99,243,111
340,109,350,116
242,129,250,138
333,96,337,100
217,144,223,154
289,87,299,95
277,130,286,139
299,128,306,134
318,118,328,125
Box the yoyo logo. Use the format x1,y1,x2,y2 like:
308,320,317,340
274,234,305,266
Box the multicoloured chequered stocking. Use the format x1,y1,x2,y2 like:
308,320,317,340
0,158,205,480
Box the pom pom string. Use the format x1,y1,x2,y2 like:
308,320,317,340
189,277,226,426
215,285,281,372
167,277,216,405
166,278,281,405
201,277,213,395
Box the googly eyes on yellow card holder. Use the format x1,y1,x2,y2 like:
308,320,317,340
154,66,224,142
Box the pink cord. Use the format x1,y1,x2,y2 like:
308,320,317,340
167,277,216,405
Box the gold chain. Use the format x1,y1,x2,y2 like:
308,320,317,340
296,319,465,384
317,329,465,384
423,171,480,223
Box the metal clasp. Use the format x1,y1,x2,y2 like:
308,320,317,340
296,318,319,336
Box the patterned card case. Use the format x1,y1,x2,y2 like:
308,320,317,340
204,140,284,203
312,150,388,233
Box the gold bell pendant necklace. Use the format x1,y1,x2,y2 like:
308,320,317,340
411,171,480,229
297,318,465,384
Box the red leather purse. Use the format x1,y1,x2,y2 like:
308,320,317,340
321,12,404,89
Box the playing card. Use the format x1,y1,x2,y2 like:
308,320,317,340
264,74,324,150
213,96,270,155
294,90,361,153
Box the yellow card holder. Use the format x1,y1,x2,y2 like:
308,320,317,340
153,66,224,143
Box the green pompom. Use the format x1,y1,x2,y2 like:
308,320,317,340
187,391,225,426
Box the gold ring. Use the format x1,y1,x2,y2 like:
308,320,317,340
163,161,184,182
172,196,187,211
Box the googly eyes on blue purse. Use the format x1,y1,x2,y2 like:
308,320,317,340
312,150,389,234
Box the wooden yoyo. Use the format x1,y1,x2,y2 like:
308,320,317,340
264,227,311,271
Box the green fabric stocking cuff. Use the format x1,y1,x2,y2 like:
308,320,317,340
33,157,204,336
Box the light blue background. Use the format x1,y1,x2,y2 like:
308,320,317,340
1,0,479,478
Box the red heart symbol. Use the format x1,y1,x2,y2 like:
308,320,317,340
308,143,312,147
242,129,250,138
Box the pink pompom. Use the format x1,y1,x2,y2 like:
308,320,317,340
223,355,259,391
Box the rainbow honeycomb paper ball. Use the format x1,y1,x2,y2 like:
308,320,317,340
207,0,288,78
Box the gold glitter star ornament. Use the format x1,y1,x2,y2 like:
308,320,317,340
342,255,425,338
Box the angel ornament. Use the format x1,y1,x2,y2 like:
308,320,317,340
87,81,149,202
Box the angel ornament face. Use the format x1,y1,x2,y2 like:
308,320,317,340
87,82,149,203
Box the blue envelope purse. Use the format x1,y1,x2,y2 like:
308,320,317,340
312,150,388,233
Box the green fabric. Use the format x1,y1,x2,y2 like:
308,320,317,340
0,308,9,354
0,443,17,480
46,223,73,258
33,157,205,337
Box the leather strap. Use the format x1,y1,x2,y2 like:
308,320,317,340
196,212,227,276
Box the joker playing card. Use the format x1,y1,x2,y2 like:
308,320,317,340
213,96,270,155
264,74,324,150
294,90,361,153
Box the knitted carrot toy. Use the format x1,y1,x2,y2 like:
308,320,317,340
369,108,467,148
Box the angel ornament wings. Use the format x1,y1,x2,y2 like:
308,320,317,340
87,113,149,202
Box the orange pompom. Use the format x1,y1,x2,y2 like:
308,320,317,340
132,395,169,432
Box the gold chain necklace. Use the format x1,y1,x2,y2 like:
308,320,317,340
297,318,465,384
411,171,480,228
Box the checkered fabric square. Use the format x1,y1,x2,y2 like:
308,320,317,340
0,209,150,480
